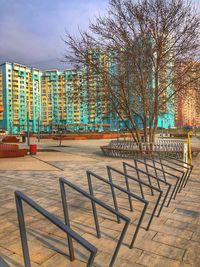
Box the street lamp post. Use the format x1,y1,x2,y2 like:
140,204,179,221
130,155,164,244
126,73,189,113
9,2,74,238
10,120,13,135
116,114,120,140
27,110,30,146
161,118,164,139
37,113,40,143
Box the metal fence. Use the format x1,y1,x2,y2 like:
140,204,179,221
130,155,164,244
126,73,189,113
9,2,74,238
15,191,97,267
101,140,185,159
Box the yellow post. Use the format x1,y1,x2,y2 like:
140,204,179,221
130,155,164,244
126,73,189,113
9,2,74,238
187,131,193,164
183,142,188,163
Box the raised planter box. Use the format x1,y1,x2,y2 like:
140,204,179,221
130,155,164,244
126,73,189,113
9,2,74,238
53,136,87,140
0,144,28,158
2,136,19,143
169,133,193,138
51,133,132,140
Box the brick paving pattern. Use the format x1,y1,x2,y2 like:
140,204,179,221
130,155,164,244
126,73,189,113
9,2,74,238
0,139,199,266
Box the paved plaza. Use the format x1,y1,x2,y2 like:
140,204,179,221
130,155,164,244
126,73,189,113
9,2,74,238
0,138,200,267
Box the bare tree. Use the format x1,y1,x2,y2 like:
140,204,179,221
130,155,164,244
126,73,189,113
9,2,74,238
64,0,200,144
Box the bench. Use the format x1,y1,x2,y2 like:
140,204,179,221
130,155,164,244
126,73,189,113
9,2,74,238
100,140,186,159
2,136,19,143
169,133,193,138
0,144,28,158
101,145,184,158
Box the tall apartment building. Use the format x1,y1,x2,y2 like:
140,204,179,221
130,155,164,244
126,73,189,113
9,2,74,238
0,62,42,133
175,89,200,127
174,62,200,127
0,62,114,133
64,67,112,131
0,70,3,118
0,61,175,133
41,70,66,132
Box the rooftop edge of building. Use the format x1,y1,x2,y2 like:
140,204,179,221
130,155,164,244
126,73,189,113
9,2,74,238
0,62,81,73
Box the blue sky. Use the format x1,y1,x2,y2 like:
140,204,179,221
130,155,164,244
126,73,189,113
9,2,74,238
0,0,199,70
0,0,107,70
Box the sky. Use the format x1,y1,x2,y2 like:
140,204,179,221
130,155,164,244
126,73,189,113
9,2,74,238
0,0,199,70
0,0,107,70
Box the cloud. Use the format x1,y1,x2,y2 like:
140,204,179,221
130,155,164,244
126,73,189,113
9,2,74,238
0,0,108,69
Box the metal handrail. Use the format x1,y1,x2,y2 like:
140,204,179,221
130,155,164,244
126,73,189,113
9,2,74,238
123,162,172,215
143,157,186,197
86,170,148,248
156,155,193,167
106,166,162,231
15,191,97,267
134,158,183,203
59,178,130,267
144,156,185,174
155,155,193,188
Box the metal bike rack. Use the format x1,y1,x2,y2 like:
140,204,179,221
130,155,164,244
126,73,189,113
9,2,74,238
156,155,193,189
133,158,181,206
132,158,173,205
0,257,9,267
59,177,130,267
86,170,148,248
143,157,187,197
123,162,172,216
15,191,97,267
106,166,162,231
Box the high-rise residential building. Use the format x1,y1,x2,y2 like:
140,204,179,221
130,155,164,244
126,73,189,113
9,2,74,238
65,69,86,129
0,61,175,133
64,67,112,131
39,68,112,132
0,62,42,133
174,62,200,127
175,89,200,127
0,62,114,133
41,70,66,132
0,69,3,118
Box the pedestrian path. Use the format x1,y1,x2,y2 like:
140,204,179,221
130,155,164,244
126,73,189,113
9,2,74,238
0,139,199,266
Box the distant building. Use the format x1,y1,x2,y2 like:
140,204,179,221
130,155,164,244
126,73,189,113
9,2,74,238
174,62,200,127
0,70,3,116
0,62,42,133
0,62,113,133
175,89,200,127
0,61,174,133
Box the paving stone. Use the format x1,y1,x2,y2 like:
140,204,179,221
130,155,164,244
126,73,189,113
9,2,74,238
165,218,200,233
153,232,191,249
160,210,199,224
94,251,143,267
0,246,13,256
191,231,200,242
134,238,185,260
175,208,200,218
136,251,193,267
5,239,56,265
183,243,200,266
81,233,119,255
0,138,200,266
1,253,41,267
150,222,193,240
42,254,86,267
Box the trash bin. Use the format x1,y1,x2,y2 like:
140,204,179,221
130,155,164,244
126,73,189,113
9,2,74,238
30,144,37,155
22,135,26,143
